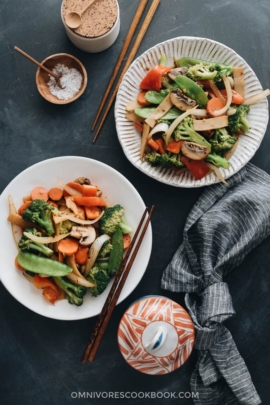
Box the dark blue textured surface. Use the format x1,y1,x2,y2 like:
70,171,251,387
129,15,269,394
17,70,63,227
0,1,270,404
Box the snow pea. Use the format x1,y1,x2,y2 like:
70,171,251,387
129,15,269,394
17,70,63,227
174,75,208,108
135,106,182,120
107,228,123,275
16,251,72,277
145,89,171,105
176,57,213,67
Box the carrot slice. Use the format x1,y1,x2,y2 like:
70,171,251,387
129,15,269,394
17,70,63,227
15,257,24,271
85,206,101,219
137,91,151,106
31,186,49,201
43,287,59,304
155,138,166,154
134,122,143,132
48,187,63,201
82,185,98,197
75,246,89,265
206,97,226,118
123,234,131,249
220,89,244,105
73,196,106,207
18,200,32,216
58,238,79,256
47,200,58,209
166,140,183,154
147,138,159,151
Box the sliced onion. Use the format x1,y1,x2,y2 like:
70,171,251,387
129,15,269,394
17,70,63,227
65,196,78,215
224,140,239,160
227,107,237,116
206,162,228,186
66,272,95,287
57,180,82,197
165,105,198,145
23,231,70,244
66,255,82,277
8,195,23,247
208,80,226,104
244,89,270,105
84,234,110,277
53,210,104,225
190,109,208,118
148,123,169,138
210,76,232,117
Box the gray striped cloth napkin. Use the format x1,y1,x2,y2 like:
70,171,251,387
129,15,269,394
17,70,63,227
161,163,270,405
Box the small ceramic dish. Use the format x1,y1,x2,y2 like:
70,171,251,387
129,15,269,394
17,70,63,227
118,295,195,375
61,0,120,53
36,53,87,104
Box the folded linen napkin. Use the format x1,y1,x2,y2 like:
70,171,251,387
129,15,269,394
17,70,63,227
161,163,270,405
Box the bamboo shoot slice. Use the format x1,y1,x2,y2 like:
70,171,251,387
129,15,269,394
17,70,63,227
233,67,245,98
145,94,173,128
193,116,228,131
140,123,150,160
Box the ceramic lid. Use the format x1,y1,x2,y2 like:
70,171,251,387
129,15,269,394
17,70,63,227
117,296,195,375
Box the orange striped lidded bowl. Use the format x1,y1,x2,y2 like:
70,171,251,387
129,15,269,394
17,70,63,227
117,295,195,375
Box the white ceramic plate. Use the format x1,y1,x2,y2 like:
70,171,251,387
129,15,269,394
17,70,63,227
0,157,152,320
115,36,269,187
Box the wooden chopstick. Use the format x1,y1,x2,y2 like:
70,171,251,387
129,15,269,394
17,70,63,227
81,205,154,363
91,0,148,131
92,0,161,143
87,205,154,362
81,206,151,363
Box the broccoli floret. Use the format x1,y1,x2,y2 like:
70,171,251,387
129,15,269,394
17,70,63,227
87,266,110,297
60,220,75,235
53,277,86,306
187,63,217,81
145,151,184,168
99,205,132,235
98,240,113,258
22,199,55,236
173,117,211,149
18,228,53,257
209,128,237,153
205,153,230,169
144,151,162,166
228,104,250,134
209,63,233,83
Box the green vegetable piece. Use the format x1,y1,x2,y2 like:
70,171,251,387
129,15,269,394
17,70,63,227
145,89,171,104
108,228,124,275
174,75,208,108
205,153,230,169
96,261,109,271
174,117,211,149
159,54,167,66
16,251,72,277
176,57,213,67
22,199,55,236
135,106,182,120
53,277,86,306
18,228,53,257
209,128,237,153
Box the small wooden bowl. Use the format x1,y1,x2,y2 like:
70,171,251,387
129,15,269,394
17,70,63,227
36,53,87,104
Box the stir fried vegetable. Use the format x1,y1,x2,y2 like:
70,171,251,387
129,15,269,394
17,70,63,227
8,178,133,306
126,54,270,183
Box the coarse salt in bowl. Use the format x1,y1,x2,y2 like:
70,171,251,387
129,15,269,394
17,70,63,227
61,0,120,53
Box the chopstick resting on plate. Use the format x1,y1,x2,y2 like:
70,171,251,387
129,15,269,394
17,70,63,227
91,0,148,131
82,205,154,363
92,0,161,143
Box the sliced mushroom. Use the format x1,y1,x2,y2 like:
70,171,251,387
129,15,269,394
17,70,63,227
168,67,188,80
170,89,196,111
181,141,210,160
74,177,91,185
70,226,96,246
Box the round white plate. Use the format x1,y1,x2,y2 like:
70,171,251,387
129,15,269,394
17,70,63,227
115,36,269,187
0,157,152,320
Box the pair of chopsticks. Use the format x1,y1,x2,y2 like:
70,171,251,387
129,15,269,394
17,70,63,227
82,205,154,363
92,0,161,143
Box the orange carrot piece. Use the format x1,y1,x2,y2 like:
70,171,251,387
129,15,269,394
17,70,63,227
48,200,58,209
66,182,83,193
58,238,79,256
123,234,131,249
155,138,166,154
31,186,49,201
220,89,244,104
43,287,59,304
82,185,98,197
48,187,63,201
15,257,24,271
166,140,183,154
206,97,226,117
147,138,159,152
75,246,89,265
134,122,144,132
85,206,101,219
58,251,64,263
73,196,106,207
18,200,32,216
137,91,151,106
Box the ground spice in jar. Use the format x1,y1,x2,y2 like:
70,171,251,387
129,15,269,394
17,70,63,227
48,64,83,100
62,0,118,38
